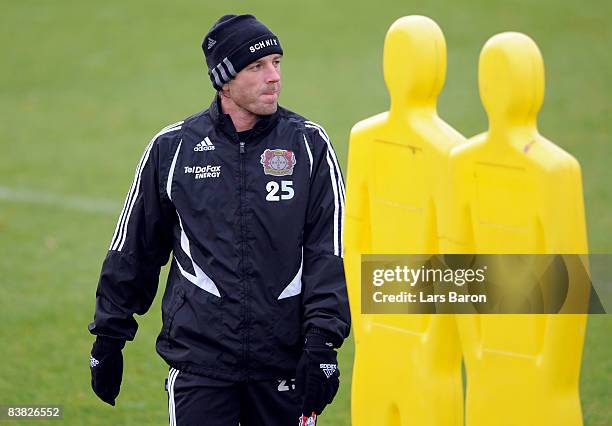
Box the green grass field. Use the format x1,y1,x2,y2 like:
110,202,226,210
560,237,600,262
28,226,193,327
1,0,610,424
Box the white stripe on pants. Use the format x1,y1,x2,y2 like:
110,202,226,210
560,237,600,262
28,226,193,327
168,368,180,426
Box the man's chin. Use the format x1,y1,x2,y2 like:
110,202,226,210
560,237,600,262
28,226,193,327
256,103,278,116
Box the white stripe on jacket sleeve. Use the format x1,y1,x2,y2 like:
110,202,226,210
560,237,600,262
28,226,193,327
109,121,183,251
304,121,345,257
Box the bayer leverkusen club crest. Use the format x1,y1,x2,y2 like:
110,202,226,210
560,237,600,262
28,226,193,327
298,413,316,426
260,149,296,176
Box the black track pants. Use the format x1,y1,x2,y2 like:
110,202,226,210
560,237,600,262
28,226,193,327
166,368,310,426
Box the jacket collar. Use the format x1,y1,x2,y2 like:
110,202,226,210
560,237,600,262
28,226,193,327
208,94,280,144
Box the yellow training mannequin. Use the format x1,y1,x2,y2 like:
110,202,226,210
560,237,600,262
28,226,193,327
446,32,589,425
345,16,465,426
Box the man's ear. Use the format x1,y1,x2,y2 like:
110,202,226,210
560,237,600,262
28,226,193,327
219,82,231,97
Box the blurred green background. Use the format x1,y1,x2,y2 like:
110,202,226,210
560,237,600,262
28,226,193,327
0,0,610,424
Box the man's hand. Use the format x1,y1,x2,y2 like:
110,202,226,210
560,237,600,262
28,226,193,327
89,336,125,406
296,332,340,417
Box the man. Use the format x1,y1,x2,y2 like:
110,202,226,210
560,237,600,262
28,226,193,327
88,14,351,426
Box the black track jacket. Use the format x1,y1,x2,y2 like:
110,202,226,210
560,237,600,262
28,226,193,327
89,97,351,381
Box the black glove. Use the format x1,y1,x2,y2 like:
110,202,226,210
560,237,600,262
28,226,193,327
296,331,340,416
89,336,125,406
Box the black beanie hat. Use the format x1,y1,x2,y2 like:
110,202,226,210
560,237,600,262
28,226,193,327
202,14,283,90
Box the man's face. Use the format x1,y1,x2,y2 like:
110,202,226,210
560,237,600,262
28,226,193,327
222,54,282,116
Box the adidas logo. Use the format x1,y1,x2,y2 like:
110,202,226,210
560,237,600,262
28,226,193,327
207,38,216,50
319,363,337,379
194,137,215,151
90,355,100,368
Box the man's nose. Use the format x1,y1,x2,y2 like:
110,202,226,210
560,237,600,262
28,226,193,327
265,63,281,83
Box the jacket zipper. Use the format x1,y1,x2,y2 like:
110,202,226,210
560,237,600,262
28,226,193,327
239,140,250,379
